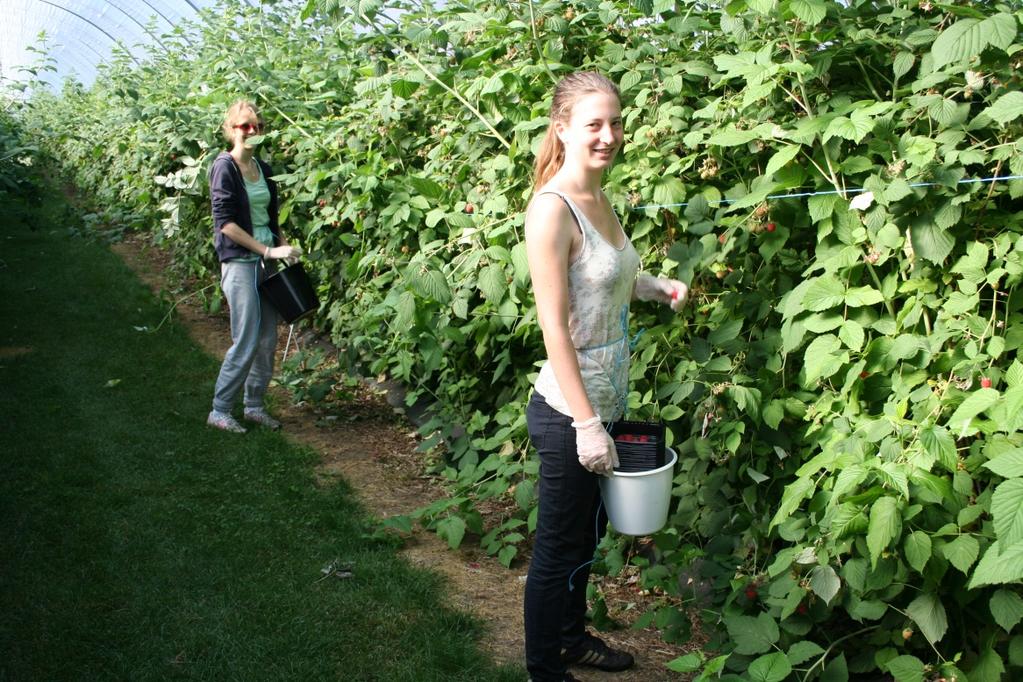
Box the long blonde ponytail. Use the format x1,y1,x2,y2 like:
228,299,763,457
531,72,620,191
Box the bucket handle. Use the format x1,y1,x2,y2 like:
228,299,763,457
259,255,299,367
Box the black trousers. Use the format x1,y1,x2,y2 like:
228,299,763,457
524,392,608,681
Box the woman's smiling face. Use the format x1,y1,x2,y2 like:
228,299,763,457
556,91,623,172
230,108,263,149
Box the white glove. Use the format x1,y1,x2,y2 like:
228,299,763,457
571,416,619,476
635,274,689,312
266,245,302,264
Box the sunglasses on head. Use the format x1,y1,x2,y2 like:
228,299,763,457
233,122,264,134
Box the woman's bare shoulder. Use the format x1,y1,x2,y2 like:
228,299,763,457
526,192,574,235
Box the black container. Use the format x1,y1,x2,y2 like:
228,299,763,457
258,261,320,323
608,420,666,473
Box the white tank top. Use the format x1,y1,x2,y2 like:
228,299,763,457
532,188,641,422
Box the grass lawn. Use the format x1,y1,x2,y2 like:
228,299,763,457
0,194,523,682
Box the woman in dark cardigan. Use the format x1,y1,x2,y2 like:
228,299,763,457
206,99,300,433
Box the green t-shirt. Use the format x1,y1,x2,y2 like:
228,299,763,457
234,163,274,262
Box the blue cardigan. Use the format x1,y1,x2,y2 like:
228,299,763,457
209,151,281,262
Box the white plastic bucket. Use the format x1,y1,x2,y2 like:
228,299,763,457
600,447,677,536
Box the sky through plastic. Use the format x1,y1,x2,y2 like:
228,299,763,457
0,0,223,90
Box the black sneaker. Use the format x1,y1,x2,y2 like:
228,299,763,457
561,634,634,672
527,675,582,681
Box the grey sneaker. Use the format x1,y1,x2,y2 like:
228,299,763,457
207,410,247,433
243,408,281,430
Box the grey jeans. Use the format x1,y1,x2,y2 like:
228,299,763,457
212,260,279,413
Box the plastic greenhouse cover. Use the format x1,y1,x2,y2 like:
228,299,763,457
1,0,224,91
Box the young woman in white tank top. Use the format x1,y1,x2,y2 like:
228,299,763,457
522,72,688,682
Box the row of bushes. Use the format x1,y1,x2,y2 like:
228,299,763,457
9,0,1023,678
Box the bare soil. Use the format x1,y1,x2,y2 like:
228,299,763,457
112,233,699,681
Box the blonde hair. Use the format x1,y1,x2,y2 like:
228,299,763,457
532,72,620,190
221,100,263,142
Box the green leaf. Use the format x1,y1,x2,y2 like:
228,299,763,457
958,505,984,528
830,502,868,539
803,275,846,311
946,387,1000,429
764,400,785,429
906,592,948,646
969,647,1006,682
707,127,760,146
666,653,703,673
408,265,452,303
867,496,902,568
653,176,686,206
787,640,824,666
746,0,777,15
436,514,466,549
992,479,1023,546
839,320,864,351
514,479,534,511
708,318,743,345
848,596,888,621
748,652,791,682
904,531,932,574
391,78,420,98
919,424,957,472
845,286,884,307
893,52,915,80
823,115,873,143
1011,635,1023,666
890,334,923,361
910,217,955,264
394,290,416,331
497,544,517,568
725,612,779,655
408,174,444,199
619,69,642,93
928,97,961,126
941,534,980,574
809,564,841,605
791,0,826,25
1006,361,1023,388
511,242,529,286
983,91,1023,125
990,589,1023,633
808,194,839,223
803,334,846,384
875,461,909,499
660,404,684,421
662,74,686,95
821,653,848,681
994,386,1023,433
477,264,507,302
765,145,802,177
985,13,1019,50
970,541,1023,588
804,313,844,333
884,178,914,203
984,448,1023,478
886,655,925,682
700,654,731,677
932,14,1017,69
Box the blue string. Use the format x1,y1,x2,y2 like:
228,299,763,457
631,174,1023,211
568,498,604,592
254,260,262,329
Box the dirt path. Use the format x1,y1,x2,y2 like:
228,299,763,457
112,234,694,681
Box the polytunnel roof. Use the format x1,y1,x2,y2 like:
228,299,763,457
0,0,223,91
